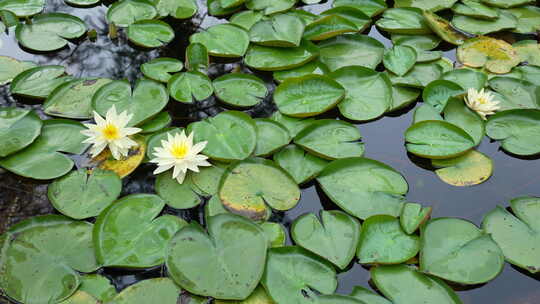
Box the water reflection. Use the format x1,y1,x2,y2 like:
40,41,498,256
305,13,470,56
1,0,540,303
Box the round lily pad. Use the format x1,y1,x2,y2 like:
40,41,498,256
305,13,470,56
108,278,181,304
0,119,88,180
457,36,520,74
94,193,187,268
489,77,540,110
0,215,99,304
383,45,417,77
0,56,36,85
292,210,361,269
187,111,257,162
254,118,290,156
441,69,487,91
0,0,44,16
127,20,174,48
106,0,157,27
273,144,328,184
155,171,202,209
331,66,392,121
166,213,268,300
294,119,364,160
245,39,319,71
261,246,337,304
482,196,540,273
432,150,493,187
92,79,168,126
444,98,485,146
317,157,408,220
485,109,540,156
250,13,304,47
213,73,267,107
422,80,464,113
190,24,249,57
153,0,197,19
420,217,505,284
452,10,518,35
245,0,295,15
371,265,462,304
141,58,183,82
423,11,469,45
219,158,300,221
357,215,420,265
168,71,213,103
15,13,87,51
10,65,73,99
0,107,42,157
319,34,385,72
405,120,475,159
400,202,432,235
48,168,121,219
79,274,117,302
274,74,345,117
44,78,113,119
186,43,209,72
376,8,432,35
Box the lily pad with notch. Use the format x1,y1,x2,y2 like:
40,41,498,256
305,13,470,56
141,57,183,83
151,0,197,19
155,171,203,209
388,61,443,88
0,107,42,157
10,65,73,99
0,0,44,16
245,0,296,15
273,144,328,184
127,20,174,48
245,39,319,71
400,202,432,234
254,118,290,156
89,135,146,178
249,13,305,47
213,73,267,107
168,71,213,104
432,150,493,187
452,0,499,20
190,24,249,58
452,10,518,35
106,0,157,27
488,77,540,111
485,109,540,156
333,0,386,17
441,69,487,91
422,80,464,113
107,278,181,304
0,56,36,85
376,8,432,35
444,98,485,146
383,45,417,77
507,6,540,34
319,34,385,72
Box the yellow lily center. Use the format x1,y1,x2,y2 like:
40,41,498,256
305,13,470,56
477,97,489,105
102,124,120,140
171,142,189,159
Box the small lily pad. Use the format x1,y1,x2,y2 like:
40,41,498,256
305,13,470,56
273,144,328,184
422,80,464,112
423,11,469,45
90,135,146,178
376,8,432,35
94,193,187,268
108,278,181,304
186,43,209,72
400,202,432,234
0,0,44,16
0,56,36,85
141,58,183,83
245,0,295,15
155,171,203,209
168,71,213,103
432,150,493,186
106,0,157,27
358,215,420,265
10,65,73,99
319,34,385,72
317,157,408,220
213,73,267,107
166,214,268,300
485,109,540,156
254,118,290,156
48,168,121,219
190,24,249,57
250,13,304,47
127,20,174,48
383,45,417,77
452,10,518,35
0,107,42,157
292,210,361,269
245,39,319,71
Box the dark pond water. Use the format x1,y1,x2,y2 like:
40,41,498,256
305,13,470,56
1,0,540,303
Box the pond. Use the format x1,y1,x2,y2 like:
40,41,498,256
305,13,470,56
1,0,540,303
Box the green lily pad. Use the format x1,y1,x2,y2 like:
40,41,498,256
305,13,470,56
319,34,385,72
10,65,73,99
349,286,391,304
395,0,457,12
510,65,540,86
415,50,443,62
190,24,249,57
213,73,267,107
432,150,493,186
152,0,197,19
331,66,392,121
219,0,243,9
269,111,314,137
405,120,476,159
156,171,203,208
59,291,99,304
514,40,540,66
168,71,213,103
317,157,408,220
452,10,518,35
0,119,88,179
15,13,87,51
214,285,274,304
44,78,113,119
139,111,171,133
333,0,386,17
273,144,328,184
482,196,540,273
141,58,183,83
485,109,540,156
48,168,121,219
376,8,432,35
0,9,18,27
92,78,168,126
273,60,327,83
371,265,462,304
94,193,187,268
0,0,44,16
166,213,268,300
191,162,227,196
489,77,540,110
444,98,485,145
507,6,540,34
127,20,174,48
79,274,117,302
357,215,420,265
106,0,157,27
441,69,487,91
288,9,318,24
479,0,534,8
219,158,300,221
420,217,505,284
423,11,469,45
204,196,229,223
230,10,264,30
294,119,364,160
452,0,499,20
0,56,36,85
0,215,99,304
245,0,295,15
292,210,361,269
392,34,441,51
188,111,257,161
261,246,337,304
383,45,417,77
186,43,209,72
250,13,304,47
388,62,443,88
0,107,42,157
64,0,100,6
207,0,242,16
261,222,286,248
389,85,420,112
89,135,146,178
274,74,345,117
422,80,464,112
108,278,181,304
400,202,432,234
244,39,319,71
303,15,358,41
413,104,443,123
254,119,290,156
320,6,371,31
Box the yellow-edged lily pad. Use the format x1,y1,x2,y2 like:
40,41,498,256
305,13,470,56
457,36,520,74
90,135,146,178
432,150,493,187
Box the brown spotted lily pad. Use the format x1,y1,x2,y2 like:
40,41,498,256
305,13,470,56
89,135,146,178
457,36,520,74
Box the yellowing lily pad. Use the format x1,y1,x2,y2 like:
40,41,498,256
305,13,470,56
457,36,520,74
432,150,493,187
89,135,146,178
423,11,469,45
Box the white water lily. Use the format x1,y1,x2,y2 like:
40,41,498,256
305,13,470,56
464,88,501,120
81,105,141,160
150,130,211,184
